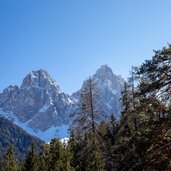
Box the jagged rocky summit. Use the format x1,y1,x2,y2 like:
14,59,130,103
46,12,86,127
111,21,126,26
0,65,124,142
93,65,124,118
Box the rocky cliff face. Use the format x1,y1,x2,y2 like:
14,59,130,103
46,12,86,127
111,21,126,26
0,66,124,141
0,69,73,132
92,65,124,118
72,65,124,119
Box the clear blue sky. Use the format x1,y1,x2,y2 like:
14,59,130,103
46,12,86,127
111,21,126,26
0,0,171,94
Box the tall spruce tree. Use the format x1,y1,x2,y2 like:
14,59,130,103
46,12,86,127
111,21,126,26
38,144,50,171
24,144,38,171
49,138,74,171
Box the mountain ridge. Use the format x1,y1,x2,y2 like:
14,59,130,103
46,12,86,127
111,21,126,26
0,65,124,141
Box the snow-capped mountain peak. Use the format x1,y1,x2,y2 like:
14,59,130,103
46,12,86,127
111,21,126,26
93,65,125,92
92,65,124,118
0,69,73,134
94,64,114,80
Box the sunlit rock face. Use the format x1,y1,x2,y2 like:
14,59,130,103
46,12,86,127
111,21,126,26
0,69,73,131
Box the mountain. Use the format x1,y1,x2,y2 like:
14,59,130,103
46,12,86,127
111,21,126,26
0,70,73,141
0,66,124,142
0,115,44,159
72,65,124,119
92,65,124,118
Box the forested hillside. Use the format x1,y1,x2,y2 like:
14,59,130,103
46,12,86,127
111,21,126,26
0,45,170,170
0,116,44,159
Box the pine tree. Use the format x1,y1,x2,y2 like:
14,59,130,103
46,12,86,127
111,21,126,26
97,119,118,170
24,143,38,171
70,133,105,171
49,138,74,171
131,44,171,170
113,44,171,170
38,144,50,171
2,145,17,171
135,45,171,120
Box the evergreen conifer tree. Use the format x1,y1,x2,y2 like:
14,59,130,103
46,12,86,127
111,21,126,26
24,143,38,171
2,145,17,171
